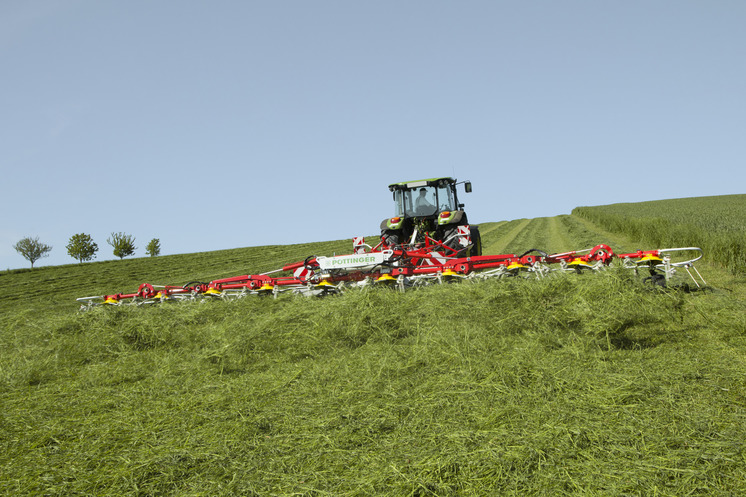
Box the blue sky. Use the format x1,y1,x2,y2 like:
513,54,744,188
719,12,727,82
2,1,744,269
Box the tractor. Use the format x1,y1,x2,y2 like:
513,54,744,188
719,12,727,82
379,177,482,256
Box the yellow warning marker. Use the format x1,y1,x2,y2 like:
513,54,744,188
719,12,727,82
375,273,397,284
507,261,527,271
103,297,119,305
204,288,222,296
441,269,462,282
258,283,275,292
568,258,593,269
313,279,338,295
638,254,662,264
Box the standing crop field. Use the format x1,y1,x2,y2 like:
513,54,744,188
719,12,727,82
576,195,746,233
2,200,746,495
573,194,746,274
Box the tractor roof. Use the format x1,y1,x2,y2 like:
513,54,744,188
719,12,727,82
388,177,456,190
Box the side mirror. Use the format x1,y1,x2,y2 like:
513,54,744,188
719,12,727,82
464,182,472,193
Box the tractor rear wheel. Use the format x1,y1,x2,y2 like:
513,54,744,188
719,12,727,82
440,227,462,251
469,226,482,256
381,229,401,247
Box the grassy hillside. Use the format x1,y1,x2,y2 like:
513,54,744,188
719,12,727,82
574,194,746,274
2,197,746,495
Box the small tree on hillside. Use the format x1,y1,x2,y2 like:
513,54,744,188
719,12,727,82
145,238,161,257
107,232,136,259
13,236,52,268
66,233,99,263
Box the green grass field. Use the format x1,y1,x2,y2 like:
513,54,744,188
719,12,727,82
2,195,746,495
574,194,746,274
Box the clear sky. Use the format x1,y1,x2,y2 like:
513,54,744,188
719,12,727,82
2,1,744,270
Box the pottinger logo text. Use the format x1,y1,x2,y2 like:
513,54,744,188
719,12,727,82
329,255,377,266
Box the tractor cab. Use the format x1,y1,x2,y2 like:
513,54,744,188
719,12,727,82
380,177,480,254
389,177,470,220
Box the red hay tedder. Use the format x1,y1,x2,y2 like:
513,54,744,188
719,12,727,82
77,178,706,309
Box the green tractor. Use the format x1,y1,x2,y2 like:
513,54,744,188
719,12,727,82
379,177,482,256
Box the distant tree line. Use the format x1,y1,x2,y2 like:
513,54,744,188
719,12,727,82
12,233,161,268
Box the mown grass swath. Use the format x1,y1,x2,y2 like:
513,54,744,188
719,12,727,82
1,195,746,495
573,194,746,274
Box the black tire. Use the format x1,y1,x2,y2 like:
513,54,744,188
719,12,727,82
469,226,482,256
440,227,461,251
438,225,481,256
381,229,401,247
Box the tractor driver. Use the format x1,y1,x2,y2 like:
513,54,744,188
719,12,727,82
415,188,435,216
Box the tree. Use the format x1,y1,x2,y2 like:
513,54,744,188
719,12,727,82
145,238,161,257
13,236,52,268
107,232,136,259
66,233,99,263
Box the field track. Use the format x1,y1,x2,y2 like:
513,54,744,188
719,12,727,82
480,215,639,257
